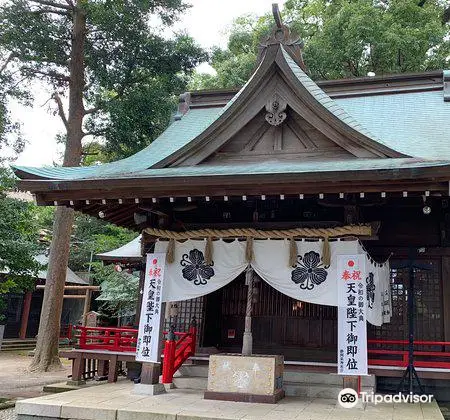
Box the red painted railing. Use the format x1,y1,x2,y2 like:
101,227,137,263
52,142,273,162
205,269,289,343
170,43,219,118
368,339,450,369
162,319,197,384
73,326,138,352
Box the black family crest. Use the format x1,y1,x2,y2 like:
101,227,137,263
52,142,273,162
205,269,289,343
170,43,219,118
180,249,215,285
291,251,328,290
366,272,375,309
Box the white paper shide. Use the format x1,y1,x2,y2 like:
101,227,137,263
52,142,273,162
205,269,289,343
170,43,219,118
136,253,166,363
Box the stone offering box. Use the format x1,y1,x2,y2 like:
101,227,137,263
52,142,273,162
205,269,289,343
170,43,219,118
204,353,285,403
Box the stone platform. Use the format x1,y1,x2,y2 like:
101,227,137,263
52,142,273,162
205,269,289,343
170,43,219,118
15,381,444,420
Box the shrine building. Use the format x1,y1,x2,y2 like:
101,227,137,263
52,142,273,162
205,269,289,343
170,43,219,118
13,5,450,399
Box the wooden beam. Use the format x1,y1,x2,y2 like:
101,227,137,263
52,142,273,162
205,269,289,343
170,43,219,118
33,181,449,206
36,285,100,290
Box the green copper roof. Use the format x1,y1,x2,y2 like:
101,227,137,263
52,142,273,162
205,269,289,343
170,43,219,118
94,158,450,180
14,107,221,180
12,45,450,181
337,91,450,159
281,48,388,148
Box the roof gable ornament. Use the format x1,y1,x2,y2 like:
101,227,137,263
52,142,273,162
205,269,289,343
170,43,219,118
265,94,287,126
258,3,307,72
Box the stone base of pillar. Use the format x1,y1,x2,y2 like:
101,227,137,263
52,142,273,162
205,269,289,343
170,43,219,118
163,382,175,391
242,332,253,356
133,383,166,395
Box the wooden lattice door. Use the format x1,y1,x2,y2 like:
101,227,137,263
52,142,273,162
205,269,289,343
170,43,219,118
369,259,444,345
164,297,205,348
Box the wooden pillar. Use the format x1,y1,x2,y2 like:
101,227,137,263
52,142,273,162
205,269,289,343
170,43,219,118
242,268,254,356
82,289,91,326
19,291,32,339
343,376,360,393
442,257,450,351
108,354,119,383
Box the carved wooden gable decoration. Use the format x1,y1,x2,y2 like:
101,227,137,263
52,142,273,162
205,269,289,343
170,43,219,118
154,9,406,169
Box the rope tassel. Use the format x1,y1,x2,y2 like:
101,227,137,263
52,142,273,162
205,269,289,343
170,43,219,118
166,238,175,264
205,236,213,265
289,237,298,267
245,237,254,263
322,236,331,267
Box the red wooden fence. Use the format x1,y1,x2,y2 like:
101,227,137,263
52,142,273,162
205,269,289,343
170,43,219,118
70,327,450,372
73,326,138,352
71,321,197,383
368,339,450,369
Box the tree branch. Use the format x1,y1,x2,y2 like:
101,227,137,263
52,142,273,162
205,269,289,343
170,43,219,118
5,76,30,94
444,5,450,23
32,8,70,16
52,92,68,129
0,52,15,75
82,128,108,137
29,0,73,10
21,67,70,81
83,106,99,115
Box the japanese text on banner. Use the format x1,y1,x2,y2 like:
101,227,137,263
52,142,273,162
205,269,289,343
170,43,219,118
136,253,166,363
337,255,368,375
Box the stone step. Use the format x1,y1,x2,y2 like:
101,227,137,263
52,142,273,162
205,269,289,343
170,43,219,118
172,376,208,390
283,382,374,399
283,370,376,387
2,339,37,344
177,364,375,387
172,374,375,398
176,364,209,378
0,343,37,351
0,347,36,351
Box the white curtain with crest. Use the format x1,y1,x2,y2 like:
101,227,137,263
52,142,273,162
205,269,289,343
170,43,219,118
155,238,391,326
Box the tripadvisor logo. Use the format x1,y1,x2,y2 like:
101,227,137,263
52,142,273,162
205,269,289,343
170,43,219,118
338,388,359,408
338,388,434,408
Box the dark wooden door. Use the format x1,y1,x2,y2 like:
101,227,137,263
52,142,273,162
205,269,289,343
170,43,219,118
216,275,337,361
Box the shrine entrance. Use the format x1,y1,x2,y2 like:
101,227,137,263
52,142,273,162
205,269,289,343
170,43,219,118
203,274,338,362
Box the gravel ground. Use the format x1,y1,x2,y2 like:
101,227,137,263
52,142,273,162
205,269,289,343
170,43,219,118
0,351,72,420
0,351,71,400
0,408,16,420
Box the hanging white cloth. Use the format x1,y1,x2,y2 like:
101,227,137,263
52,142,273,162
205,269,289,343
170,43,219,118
154,238,390,326
155,239,247,302
251,239,359,307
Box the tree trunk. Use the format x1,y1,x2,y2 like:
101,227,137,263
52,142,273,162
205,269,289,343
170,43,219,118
30,4,86,372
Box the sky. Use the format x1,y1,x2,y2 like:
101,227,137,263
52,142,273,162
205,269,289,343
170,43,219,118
10,0,287,167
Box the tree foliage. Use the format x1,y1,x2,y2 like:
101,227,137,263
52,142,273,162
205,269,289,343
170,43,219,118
0,0,206,371
94,264,139,320
0,49,30,163
191,0,450,89
0,169,42,322
0,0,207,160
35,205,137,272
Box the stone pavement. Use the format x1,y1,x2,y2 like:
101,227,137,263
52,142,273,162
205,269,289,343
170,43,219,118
15,381,444,420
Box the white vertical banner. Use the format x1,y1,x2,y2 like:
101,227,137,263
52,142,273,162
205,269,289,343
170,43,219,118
337,254,368,375
136,253,166,363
